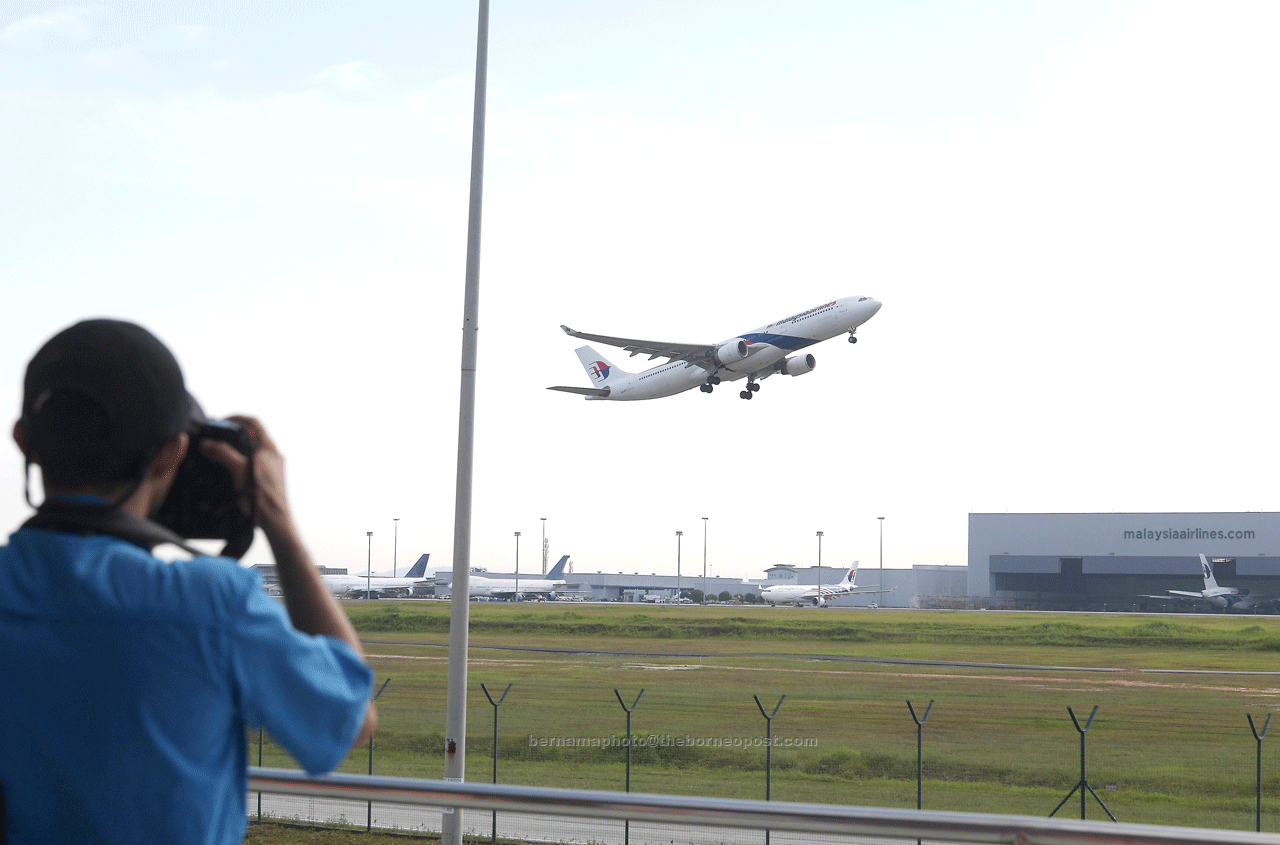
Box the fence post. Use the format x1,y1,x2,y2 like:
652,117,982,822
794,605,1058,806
753,694,785,845
906,699,933,811
257,728,264,821
614,688,644,845
1048,705,1116,822
482,682,513,843
1248,712,1271,832
367,677,391,832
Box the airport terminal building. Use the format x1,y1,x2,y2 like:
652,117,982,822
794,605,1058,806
969,512,1280,611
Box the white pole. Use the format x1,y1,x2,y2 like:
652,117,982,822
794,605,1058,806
816,530,823,605
676,530,682,601
701,518,708,602
443,2,489,841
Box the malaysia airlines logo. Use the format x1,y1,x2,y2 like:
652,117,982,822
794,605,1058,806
846,569,857,582
589,361,610,382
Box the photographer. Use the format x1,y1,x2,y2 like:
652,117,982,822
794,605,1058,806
0,319,376,844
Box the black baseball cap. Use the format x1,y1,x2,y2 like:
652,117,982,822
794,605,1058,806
21,319,194,484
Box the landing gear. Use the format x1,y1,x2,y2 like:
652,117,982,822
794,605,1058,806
739,381,761,400
847,332,858,344
700,384,712,393
702,373,722,394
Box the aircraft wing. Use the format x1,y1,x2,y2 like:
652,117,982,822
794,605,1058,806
560,325,719,369
1137,592,1202,601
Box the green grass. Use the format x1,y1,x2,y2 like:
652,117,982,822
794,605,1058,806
249,604,1280,840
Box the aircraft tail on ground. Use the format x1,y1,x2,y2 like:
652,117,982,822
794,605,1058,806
404,554,430,579
546,555,570,579
1200,554,1220,591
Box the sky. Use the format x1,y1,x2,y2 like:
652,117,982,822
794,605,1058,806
2,1,1278,582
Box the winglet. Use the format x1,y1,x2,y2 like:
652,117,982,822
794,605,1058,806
561,325,577,336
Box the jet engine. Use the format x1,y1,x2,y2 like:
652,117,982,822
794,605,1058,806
716,339,748,366
810,595,825,607
784,354,817,376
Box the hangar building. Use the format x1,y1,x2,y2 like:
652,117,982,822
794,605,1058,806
969,512,1280,611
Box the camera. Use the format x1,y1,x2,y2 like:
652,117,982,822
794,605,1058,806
153,412,256,559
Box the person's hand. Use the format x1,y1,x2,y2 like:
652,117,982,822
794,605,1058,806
200,415,293,540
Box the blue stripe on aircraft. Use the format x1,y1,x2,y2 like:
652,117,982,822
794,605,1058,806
741,332,815,351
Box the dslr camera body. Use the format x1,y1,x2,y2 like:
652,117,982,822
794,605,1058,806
154,415,256,559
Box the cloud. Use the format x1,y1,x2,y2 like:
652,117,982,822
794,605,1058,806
4,9,91,46
311,60,387,94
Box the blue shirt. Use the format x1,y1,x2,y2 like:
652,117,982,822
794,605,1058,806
0,528,374,844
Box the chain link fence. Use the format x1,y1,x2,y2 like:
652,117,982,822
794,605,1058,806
248,643,1280,840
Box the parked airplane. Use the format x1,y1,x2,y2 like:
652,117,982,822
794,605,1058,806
758,567,893,607
437,555,572,601
548,295,881,401
1139,554,1278,612
322,554,433,598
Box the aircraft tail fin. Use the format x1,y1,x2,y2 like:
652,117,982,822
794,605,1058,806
1200,554,1220,590
840,565,858,586
574,346,627,386
404,554,430,579
546,555,570,579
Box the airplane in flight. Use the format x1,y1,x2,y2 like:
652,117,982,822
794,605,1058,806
548,295,881,401
757,566,893,607
322,554,433,599
437,555,573,601
1139,554,1278,612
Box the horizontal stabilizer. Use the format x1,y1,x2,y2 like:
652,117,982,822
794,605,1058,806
548,385,610,398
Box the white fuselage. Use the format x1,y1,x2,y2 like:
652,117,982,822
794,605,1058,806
322,573,430,598
606,296,880,401
760,573,865,606
443,574,567,599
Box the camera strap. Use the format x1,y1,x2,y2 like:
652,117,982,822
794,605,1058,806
23,498,205,557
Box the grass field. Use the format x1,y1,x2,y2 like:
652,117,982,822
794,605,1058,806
251,603,1280,837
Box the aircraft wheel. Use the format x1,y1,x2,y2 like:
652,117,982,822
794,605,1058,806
748,382,760,392
711,375,722,385
740,390,752,400
699,384,710,393
848,335,858,344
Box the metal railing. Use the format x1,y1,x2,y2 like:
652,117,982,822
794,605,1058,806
248,767,1280,845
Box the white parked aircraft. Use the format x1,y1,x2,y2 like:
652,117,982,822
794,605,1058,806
322,554,433,598
1139,554,1278,612
438,555,572,601
758,567,893,607
548,295,881,401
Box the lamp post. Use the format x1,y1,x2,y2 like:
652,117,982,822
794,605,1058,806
514,531,521,601
540,517,547,575
816,531,823,607
701,517,709,603
366,531,373,599
393,518,400,577
878,517,885,596
676,531,683,602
